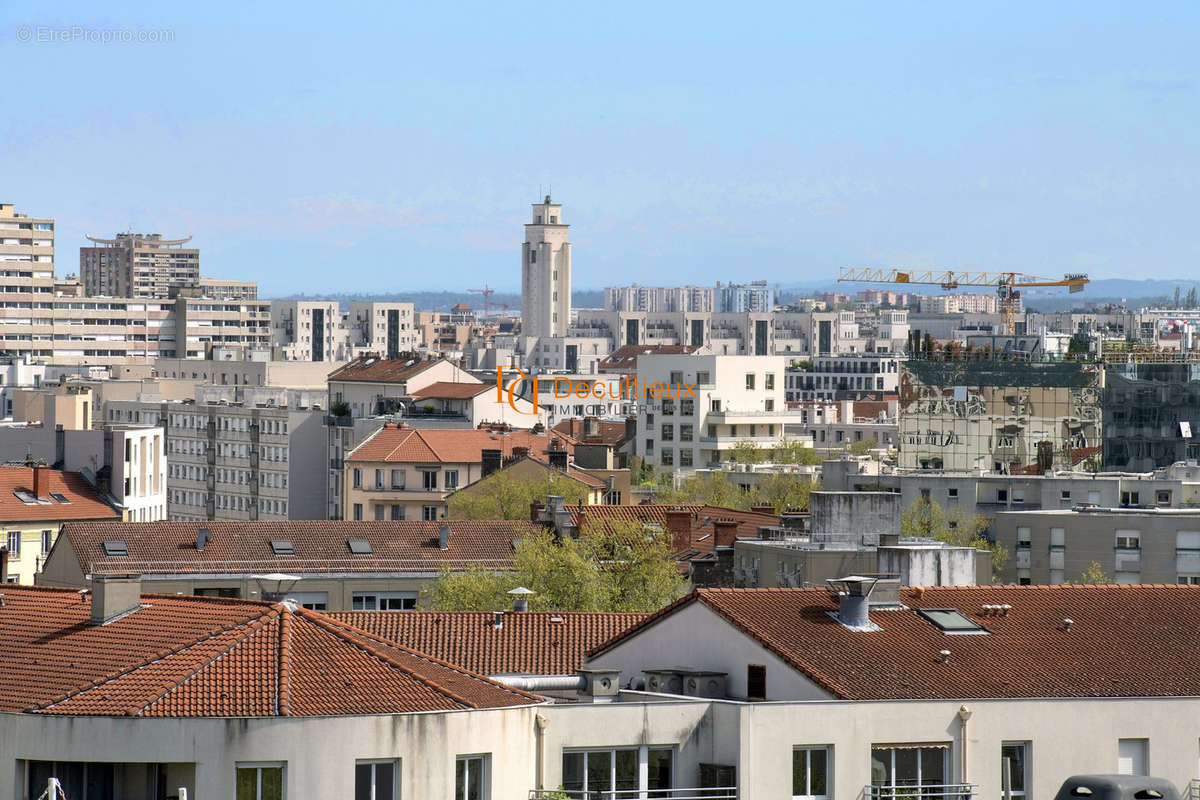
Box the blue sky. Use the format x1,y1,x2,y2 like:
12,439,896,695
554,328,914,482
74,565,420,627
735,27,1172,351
2,1,1198,296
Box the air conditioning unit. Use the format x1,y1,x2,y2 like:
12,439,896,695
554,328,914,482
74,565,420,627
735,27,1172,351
643,669,685,695
679,670,728,699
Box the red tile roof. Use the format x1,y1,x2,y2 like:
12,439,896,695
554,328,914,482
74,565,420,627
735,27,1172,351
411,381,492,400
348,425,572,464
59,520,537,576
569,504,777,558
0,585,538,717
328,355,442,384
591,584,1200,700
552,418,630,447
327,611,649,676
0,467,119,523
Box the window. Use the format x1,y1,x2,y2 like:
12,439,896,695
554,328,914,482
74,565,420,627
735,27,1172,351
423,505,439,521
101,539,127,557
1158,490,1172,506
1016,527,1031,549
1012,489,1025,503
661,448,674,466
374,469,385,489
680,424,694,442
7,531,20,555
391,504,404,521
1061,490,1072,501
1115,530,1141,550
195,587,240,598
237,763,285,800
41,530,53,554
681,398,695,416
766,398,775,411
353,592,418,611
871,745,948,797
670,370,684,386
455,755,489,800
1117,738,1148,776
563,747,673,797
645,438,654,454
422,470,438,491
390,469,405,489
374,505,385,521
997,489,1008,502
356,759,397,800
947,488,958,499
353,503,363,521
1121,491,1140,507
745,373,755,390
747,664,766,700
445,470,459,490
284,592,327,611
793,746,830,800
270,540,295,556
918,608,985,634
1001,742,1028,800
696,371,711,385
661,424,674,441
765,372,775,390
353,468,362,489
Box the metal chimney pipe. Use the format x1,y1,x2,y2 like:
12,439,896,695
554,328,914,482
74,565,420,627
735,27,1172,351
508,586,534,612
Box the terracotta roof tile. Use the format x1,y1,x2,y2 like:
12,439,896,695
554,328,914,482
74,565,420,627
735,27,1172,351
0,585,539,717
348,425,572,464
0,467,120,523
328,356,442,384
552,419,630,447
62,520,537,576
591,584,1200,700
327,611,649,676
411,381,492,400
597,344,703,372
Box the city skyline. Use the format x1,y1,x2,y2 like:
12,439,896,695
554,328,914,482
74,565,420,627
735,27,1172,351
3,1,1199,296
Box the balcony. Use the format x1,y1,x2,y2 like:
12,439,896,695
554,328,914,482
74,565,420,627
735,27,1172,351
866,784,975,800
528,789,736,799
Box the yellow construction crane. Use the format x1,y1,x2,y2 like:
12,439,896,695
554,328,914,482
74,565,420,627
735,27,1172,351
838,267,1089,335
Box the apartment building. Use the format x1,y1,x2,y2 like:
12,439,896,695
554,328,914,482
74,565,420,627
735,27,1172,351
197,276,258,300
7,580,1200,800
0,463,121,583
785,399,899,451
716,280,775,312
992,506,1200,585
918,293,1002,314
785,353,904,401
0,202,56,361
271,300,349,362
349,301,419,357
633,353,790,471
344,423,572,521
80,232,200,298
106,385,327,521
604,284,715,313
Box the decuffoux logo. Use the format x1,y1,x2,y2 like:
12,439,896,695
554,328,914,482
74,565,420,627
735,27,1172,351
496,366,696,415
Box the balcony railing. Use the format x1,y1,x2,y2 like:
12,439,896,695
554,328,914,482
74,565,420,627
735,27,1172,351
866,783,975,800
529,788,736,800
1185,779,1199,800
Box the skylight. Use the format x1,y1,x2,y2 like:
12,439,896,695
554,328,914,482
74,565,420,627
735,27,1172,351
347,539,372,555
270,540,295,556
102,540,128,557
49,492,70,504
918,608,986,634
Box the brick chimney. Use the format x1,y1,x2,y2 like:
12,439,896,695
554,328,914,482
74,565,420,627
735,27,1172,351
0,546,8,583
665,507,693,552
750,503,776,515
714,518,740,548
33,463,47,500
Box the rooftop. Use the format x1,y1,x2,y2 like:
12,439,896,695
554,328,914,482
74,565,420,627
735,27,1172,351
0,466,120,523
592,584,1200,700
597,344,704,371
0,585,538,717
328,610,649,676
328,355,442,384
59,520,539,576
411,381,492,400
347,424,571,464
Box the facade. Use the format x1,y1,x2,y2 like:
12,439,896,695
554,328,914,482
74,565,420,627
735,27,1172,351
918,293,1002,314
898,360,1103,472
604,284,715,313
0,464,121,583
0,203,56,363
40,519,540,607
271,300,348,362
521,195,571,339
196,276,258,300
1103,362,1200,471
80,232,200,299
344,423,572,522
633,353,790,471
350,301,419,357
785,353,903,401
106,386,327,522
992,506,1200,585
717,280,775,313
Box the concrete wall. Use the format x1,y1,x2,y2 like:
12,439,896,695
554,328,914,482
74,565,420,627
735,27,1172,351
810,491,899,544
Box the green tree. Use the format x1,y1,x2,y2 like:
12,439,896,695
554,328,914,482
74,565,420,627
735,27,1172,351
845,438,877,456
656,472,745,509
1072,561,1110,584
1175,286,1182,308
900,497,1009,578
771,439,822,465
422,523,687,612
749,473,818,513
447,471,589,520
727,440,766,464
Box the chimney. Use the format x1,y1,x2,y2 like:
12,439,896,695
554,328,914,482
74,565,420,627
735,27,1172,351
438,524,452,550
827,576,880,630
196,528,210,551
750,503,775,515
665,507,693,552
714,518,739,548
583,416,600,440
530,501,545,523
0,546,8,583
624,415,637,442
90,574,142,624
33,463,47,500
508,586,534,612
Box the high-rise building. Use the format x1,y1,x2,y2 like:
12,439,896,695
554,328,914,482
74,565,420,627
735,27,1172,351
717,281,775,313
521,195,571,338
80,233,200,299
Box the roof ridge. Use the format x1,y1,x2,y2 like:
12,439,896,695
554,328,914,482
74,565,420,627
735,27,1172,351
301,610,541,705
138,612,282,717
278,604,292,716
33,608,279,714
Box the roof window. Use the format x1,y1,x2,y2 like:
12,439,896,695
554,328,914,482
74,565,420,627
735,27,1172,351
347,539,372,555
270,540,295,556
102,540,128,557
917,608,986,634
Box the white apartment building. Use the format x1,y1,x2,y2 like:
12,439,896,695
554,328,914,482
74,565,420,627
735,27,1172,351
348,301,419,357
634,354,790,471
271,300,349,362
604,284,715,313
521,195,571,339
106,386,327,522
785,353,904,401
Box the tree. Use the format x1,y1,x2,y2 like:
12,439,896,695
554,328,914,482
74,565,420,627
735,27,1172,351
727,440,766,464
1073,561,1110,584
1174,286,1182,308
771,439,822,466
845,438,877,457
1189,287,1198,310
422,523,687,612
656,470,819,513
900,497,1009,578
448,471,589,520
656,472,745,509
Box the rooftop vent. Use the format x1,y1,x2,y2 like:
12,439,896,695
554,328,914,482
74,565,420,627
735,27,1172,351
508,586,534,612
270,539,294,556
196,528,210,551
826,576,882,631
347,539,372,555
438,524,452,550
101,540,128,557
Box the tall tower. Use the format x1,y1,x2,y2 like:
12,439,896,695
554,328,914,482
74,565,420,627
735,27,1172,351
521,195,571,339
